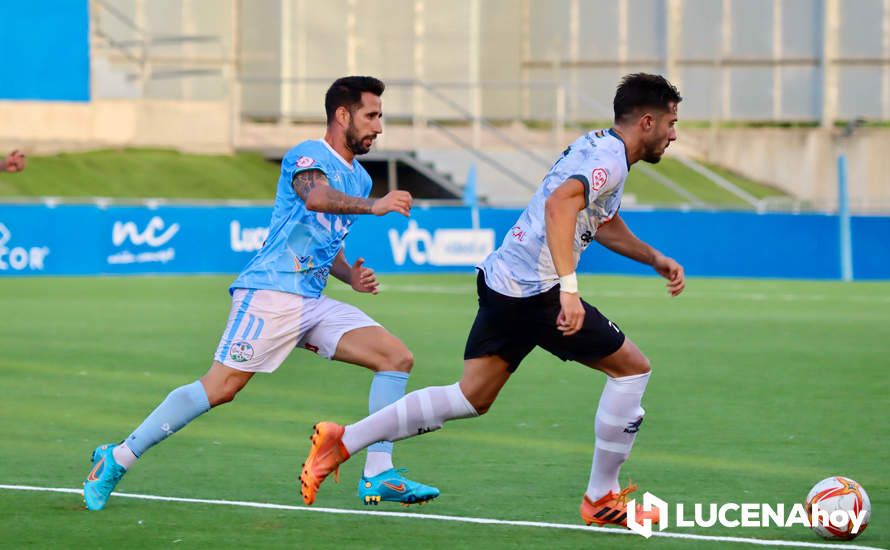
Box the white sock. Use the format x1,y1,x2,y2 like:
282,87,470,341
342,382,478,455
363,451,394,477
585,371,650,501
112,442,138,470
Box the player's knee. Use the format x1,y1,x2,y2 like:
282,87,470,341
385,347,414,373
610,350,651,378
628,353,651,375
205,378,245,407
217,385,241,405
208,387,237,407
398,349,414,372
470,396,494,416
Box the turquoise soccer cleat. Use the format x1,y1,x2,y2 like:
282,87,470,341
358,468,440,506
83,444,127,511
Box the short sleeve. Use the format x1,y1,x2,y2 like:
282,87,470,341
291,152,330,179
566,154,618,208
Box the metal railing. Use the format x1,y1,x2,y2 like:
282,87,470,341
91,0,227,91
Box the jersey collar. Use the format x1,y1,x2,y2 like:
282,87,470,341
608,128,631,170
319,139,355,171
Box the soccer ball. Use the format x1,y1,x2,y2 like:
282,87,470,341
805,476,871,540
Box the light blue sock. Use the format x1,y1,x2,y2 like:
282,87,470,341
125,380,211,457
367,371,409,454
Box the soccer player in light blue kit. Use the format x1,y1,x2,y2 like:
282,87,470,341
83,76,439,510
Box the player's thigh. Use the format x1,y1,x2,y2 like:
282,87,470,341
464,270,537,373
213,289,307,373
332,325,413,372
536,299,628,368
458,356,513,415
297,296,391,367
580,337,651,378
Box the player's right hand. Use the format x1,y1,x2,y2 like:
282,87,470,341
371,190,413,217
557,291,585,336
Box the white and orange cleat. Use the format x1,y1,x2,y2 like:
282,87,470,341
580,483,660,528
300,422,351,505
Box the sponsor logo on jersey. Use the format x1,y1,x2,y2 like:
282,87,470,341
591,168,609,191
296,156,315,168
312,266,330,282
511,225,526,242
293,255,315,272
594,130,606,138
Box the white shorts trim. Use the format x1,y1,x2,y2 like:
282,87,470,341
213,289,380,373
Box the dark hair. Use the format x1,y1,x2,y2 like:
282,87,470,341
325,76,385,124
613,73,682,124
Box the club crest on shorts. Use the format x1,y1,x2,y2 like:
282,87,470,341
229,341,254,362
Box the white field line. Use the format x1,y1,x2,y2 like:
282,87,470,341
1,485,884,550
337,284,890,304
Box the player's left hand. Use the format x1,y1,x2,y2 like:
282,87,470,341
350,257,379,295
653,254,685,296
3,150,26,173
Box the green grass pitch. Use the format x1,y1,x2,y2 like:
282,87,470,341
0,274,887,548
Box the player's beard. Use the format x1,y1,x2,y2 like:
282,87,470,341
641,136,667,164
345,121,374,156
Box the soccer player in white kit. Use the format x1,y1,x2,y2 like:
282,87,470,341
83,76,439,511
300,74,686,528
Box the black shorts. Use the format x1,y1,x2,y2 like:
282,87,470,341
464,270,626,372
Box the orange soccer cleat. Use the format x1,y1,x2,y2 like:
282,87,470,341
580,483,660,528
300,421,351,505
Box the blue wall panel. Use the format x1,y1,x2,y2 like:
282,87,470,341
578,211,842,279
851,216,890,281
0,0,90,101
0,204,887,280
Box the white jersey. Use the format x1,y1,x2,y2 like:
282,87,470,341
480,129,629,297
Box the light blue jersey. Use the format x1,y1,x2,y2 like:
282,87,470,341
480,129,629,297
231,139,372,298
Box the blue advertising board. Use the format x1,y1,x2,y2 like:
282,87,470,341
0,204,887,280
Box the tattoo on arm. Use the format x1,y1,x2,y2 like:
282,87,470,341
323,191,374,214
292,169,375,214
292,169,327,202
